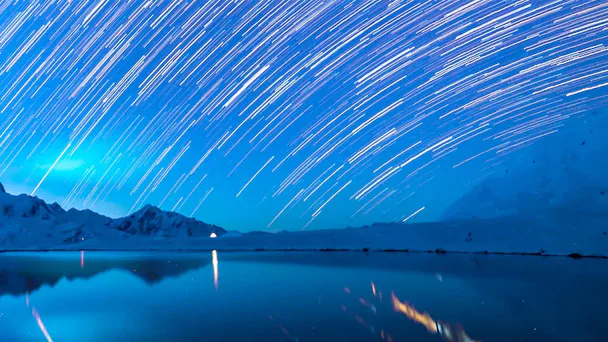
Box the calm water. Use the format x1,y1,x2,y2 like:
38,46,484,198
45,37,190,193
0,252,606,341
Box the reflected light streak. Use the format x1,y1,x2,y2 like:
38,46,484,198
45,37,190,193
212,250,219,290
80,250,84,268
391,292,438,334
392,292,481,342
32,308,54,342
268,315,298,341
371,282,376,296
380,329,394,342
436,323,482,342
359,297,377,314
341,304,375,334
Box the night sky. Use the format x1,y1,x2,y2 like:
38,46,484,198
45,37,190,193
0,0,606,231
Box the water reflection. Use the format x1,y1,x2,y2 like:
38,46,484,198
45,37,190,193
212,250,219,290
341,281,478,341
268,315,299,341
0,252,605,341
0,252,210,296
31,307,53,342
392,292,479,342
27,292,54,341
391,292,438,333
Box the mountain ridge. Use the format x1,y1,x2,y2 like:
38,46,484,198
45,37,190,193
1,181,606,256
0,182,225,248
443,110,608,221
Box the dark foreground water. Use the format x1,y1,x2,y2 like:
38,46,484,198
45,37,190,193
0,252,606,342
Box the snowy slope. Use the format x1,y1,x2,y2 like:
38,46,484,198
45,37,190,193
112,204,225,238
0,181,606,256
58,215,605,256
0,184,225,249
443,111,608,221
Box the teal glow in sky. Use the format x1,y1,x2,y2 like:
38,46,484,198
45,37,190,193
0,0,606,231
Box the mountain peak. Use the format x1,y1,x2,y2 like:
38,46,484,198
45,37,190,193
116,203,223,237
141,203,158,211
0,184,225,245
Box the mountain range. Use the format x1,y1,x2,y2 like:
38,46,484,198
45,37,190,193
1,178,607,255
0,183,225,249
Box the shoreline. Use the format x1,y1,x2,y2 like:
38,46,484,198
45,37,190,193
1,247,606,259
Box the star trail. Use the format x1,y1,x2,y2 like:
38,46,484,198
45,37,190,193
0,0,606,231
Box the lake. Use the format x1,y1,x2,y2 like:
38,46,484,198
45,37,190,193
0,251,606,341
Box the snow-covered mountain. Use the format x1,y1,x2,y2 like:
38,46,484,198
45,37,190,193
113,204,225,238
1,176,606,256
0,183,225,249
443,111,608,221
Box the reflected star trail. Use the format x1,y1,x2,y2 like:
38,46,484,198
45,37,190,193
0,0,606,231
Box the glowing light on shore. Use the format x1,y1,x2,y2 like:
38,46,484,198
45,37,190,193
212,250,219,290
210,232,217,238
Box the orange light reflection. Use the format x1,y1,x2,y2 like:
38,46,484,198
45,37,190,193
391,292,481,342
391,292,438,334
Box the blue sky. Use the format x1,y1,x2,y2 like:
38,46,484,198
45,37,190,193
0,0,606,231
